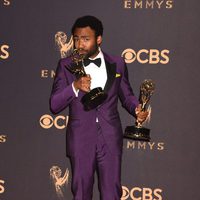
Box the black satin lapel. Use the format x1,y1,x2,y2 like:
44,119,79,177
104,59,116,93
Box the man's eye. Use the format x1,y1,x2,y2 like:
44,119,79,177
84,38,89,41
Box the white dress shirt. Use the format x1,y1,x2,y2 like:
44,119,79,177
72,49,107,96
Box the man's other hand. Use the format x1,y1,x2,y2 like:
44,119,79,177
135,104,149,124
74,74,91,93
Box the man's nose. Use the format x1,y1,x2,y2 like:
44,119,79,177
77,40,84,49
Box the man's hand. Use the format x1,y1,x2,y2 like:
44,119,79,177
135,104,149,124
73,74,91,93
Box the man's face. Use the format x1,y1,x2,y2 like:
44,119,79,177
73,26,102,59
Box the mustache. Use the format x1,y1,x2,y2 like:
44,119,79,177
77,48,87,52
76,49,89,58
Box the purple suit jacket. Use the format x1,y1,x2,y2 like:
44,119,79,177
50,52,139,156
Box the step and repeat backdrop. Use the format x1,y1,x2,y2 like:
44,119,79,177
1,0,200,199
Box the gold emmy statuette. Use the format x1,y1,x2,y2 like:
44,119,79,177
67,49,107,111
124,79,155,141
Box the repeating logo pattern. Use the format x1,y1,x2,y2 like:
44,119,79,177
40,114,68,130
0,135,7,143
0,179,5,194
55,32,74,58
50,166,69,197
2,0,11,6
121,186,162,200
123,0,173,9
122,48,170,64
0,44,9,60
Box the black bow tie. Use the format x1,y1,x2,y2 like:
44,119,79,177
83,58,101,67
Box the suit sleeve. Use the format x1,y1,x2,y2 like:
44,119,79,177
119,60,139,117
50,59,76,114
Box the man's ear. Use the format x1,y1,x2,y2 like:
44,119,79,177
97,36,102,45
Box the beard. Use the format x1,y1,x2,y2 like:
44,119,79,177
85,43,99,59
77,42,99,59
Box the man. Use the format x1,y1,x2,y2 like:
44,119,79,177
50,16,148,200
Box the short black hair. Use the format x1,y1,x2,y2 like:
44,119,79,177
71,15,103,37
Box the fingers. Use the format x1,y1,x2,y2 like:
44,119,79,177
86,74,91,78
137,111,149,123
135,104,149,123
80,75,91,92
135,104,142,114
74,74,91,92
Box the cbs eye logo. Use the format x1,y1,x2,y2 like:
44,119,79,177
121,186,130,200
40,114,68,130
122,48,170,64
121,186,162,200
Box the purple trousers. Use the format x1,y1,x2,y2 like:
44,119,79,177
69,123,122,200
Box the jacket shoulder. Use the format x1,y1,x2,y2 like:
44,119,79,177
58,57,72,66
103,52,125,65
